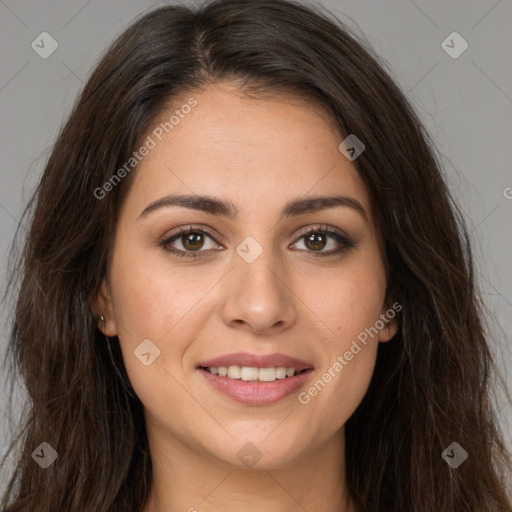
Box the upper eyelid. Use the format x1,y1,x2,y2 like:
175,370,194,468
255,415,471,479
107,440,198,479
161,225,221,245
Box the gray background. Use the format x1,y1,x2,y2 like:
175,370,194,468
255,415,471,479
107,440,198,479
1,0,511,489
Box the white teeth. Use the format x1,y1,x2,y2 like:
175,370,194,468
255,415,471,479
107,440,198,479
263,367,285,381
240,366,259,381
227,365,241,379
275,367,287,379
205,365,298,382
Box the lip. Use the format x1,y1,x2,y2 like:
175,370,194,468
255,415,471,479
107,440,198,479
198,367,314,406
197,352,314,372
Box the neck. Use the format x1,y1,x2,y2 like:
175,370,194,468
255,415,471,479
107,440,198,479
142,425,357,512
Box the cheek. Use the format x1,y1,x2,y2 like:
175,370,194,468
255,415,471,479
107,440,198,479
107,244,214,399
292,254,385,425
295,344,377,454
294,252,387,345
296,289,381,442
109,239,217,341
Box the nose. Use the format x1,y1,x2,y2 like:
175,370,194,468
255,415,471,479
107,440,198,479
220,243,298,335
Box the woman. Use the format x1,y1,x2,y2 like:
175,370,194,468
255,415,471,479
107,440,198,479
1,0,511,510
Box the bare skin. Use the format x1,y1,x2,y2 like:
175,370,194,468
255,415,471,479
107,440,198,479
95,83,398,512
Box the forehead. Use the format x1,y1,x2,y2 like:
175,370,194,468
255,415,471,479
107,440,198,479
122,84,371,222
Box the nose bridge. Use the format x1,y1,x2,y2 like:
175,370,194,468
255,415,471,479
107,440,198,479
221,233,296,333
235,235,280,287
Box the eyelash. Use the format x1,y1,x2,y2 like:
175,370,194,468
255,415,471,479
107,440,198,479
159,224,356,260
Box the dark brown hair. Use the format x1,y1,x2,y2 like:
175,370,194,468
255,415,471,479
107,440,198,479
2,0,511,510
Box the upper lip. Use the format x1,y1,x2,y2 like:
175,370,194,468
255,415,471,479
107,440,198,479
198,352,314,372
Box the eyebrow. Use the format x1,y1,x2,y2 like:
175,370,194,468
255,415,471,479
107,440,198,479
138,193,367,222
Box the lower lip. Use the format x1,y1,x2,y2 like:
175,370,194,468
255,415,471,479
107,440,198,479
198,368,313,406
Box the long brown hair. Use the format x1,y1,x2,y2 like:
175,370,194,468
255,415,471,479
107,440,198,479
2,0,511,510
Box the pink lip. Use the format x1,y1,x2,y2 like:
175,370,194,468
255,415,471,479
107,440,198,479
197,352,314,372
198,367,314,406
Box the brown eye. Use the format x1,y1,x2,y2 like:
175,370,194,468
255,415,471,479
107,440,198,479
291,226,356,257
181,231,205,251
303,232,328,251
160,227,221,259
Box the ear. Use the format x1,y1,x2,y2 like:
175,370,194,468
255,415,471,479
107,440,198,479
377,300,400,343
91,279,118,337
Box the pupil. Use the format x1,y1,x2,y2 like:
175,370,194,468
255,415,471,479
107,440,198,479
306,233,325,251
183,232,203,250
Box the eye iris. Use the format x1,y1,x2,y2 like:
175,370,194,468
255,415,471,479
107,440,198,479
305,232,326,251
182,232,204,250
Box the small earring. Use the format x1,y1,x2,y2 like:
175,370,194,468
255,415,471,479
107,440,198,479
100,315,105,323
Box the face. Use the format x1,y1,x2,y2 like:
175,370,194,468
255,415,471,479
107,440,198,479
96,83,397,470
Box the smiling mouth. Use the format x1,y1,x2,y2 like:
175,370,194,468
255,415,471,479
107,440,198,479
198,365,311,383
